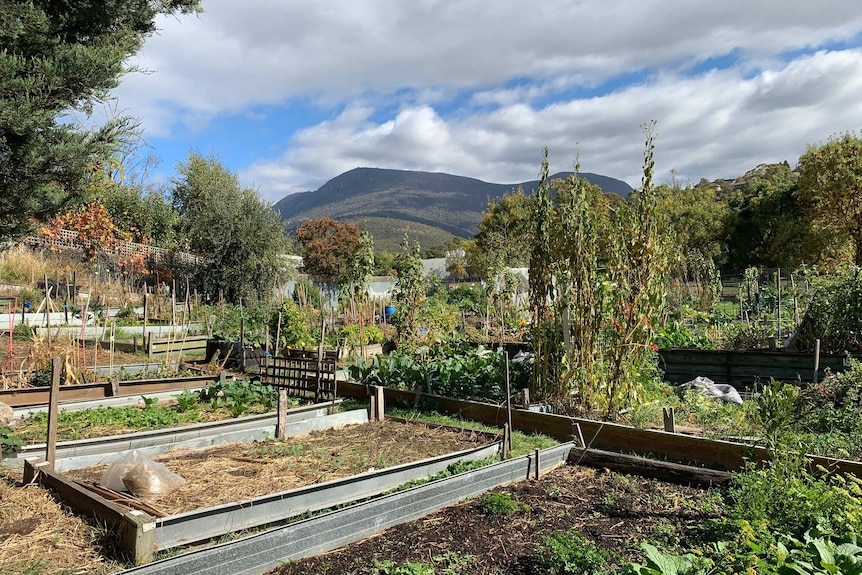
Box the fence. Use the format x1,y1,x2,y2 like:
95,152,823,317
24,229,203,266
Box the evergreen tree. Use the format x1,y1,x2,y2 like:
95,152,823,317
0,0,200,243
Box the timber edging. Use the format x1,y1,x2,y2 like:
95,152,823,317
335,380,862,478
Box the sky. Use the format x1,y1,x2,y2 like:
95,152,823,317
101,0,862,203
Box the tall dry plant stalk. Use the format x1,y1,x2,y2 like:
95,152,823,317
528,123,675,418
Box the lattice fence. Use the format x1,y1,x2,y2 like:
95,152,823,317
24,229,203,266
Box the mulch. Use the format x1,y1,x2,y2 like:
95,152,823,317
269,464,725,575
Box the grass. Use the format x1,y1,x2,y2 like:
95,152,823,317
384,405,558,457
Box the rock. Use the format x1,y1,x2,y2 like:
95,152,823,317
0,402,14,427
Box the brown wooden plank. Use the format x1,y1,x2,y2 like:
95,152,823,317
568,448,732,487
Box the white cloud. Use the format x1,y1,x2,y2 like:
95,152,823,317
107,0,862,200
240,48,862,202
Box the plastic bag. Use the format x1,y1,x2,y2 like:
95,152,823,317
680,376,744,405
101,450,186,501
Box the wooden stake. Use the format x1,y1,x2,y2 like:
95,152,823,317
814,338,821,384
501,424,510,459
46,356,62,469
534,448,540,480
239,316,245,373
274,312,282,357
522,388,530,408
663,407,676,433
504,351,513,452
277,389,288,440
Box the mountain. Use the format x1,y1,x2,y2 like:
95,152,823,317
275,167,632,252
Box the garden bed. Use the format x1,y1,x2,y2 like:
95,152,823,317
269,463,724,575
62,418,496,516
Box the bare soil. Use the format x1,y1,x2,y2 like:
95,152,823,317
63,419,498,516
269,464,725,575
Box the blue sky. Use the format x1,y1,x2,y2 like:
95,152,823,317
106,0,862,203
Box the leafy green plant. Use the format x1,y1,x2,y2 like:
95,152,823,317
623,542,710,575
756,379,797,449
141,395,158,409
0,426,23,457
539,529,613,575
479,491,530,516
366,559,434,575
174,389,198,413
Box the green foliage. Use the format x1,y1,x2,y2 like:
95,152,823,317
174,389,198,413
366,553,475,575
796,266,862,353
292,278,322,309
0,0,200,243
623,541,710,575
474,186,532,269
270,299,320,350
756,380,798,449
730,455,862,539
172,153,291,303
724,162,821,271
0,426,23,457
391,237,427,339
337,324,384,351
797,132,862,265
211,303,271,345
199,379,279,417
350,343,519,403
479,491,530,516
655,320,713,350
101,184,179,249
539,529,613,575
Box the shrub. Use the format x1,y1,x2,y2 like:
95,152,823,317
797,266,862,353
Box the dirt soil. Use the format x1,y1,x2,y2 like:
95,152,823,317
270,464,725,575
63,419,498,516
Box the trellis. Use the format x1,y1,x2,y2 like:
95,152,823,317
259,348,338,401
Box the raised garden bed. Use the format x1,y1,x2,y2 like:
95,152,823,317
268,462,725,575
64,418,497,516
21,414,504,564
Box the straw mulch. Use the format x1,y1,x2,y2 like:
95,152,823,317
66,419,495,516
0,472,125,575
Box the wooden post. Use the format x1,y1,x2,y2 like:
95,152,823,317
142,290,148,350
814,339,821,384
504,351,513,452
501,424,510,459
572,422,585,448
663,407,676,433
776,268,782,340
46,356,62,469
371,385,385,421
274,312,282,357
522,388,530,408
219,370,226,384
534,448,540,480
277,389,288,440
239,316,245,373
147,332,154,360
109,379,119,397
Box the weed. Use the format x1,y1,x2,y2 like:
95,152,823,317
539,529,613,575
480,491,530,516
140,395,158,409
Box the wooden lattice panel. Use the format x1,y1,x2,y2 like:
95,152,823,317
259,349,338,401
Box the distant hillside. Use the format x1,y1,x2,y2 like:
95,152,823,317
276,167,632,249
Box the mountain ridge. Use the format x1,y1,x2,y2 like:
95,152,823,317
275,167,633,251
